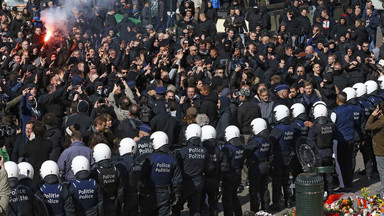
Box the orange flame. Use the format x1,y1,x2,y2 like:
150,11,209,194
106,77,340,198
44,30,52,42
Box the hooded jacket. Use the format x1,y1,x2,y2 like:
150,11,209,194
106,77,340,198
331,17,349,40
65,101,93,137
216,97,234,142
20,93,42,133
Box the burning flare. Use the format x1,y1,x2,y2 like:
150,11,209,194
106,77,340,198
44,30,52,42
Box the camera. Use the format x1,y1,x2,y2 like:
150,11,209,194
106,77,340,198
116,78,125,88
98,97,105,104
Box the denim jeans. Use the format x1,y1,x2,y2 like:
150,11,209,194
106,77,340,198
376,156,384,198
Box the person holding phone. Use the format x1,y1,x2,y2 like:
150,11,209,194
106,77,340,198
366,101,384,198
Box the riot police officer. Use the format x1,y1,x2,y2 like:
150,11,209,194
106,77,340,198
308,103,335,195
246,118,271,212
5,161,48,216
221,125,245,216
18,162,38,194
140,131,181,216
173,124,211,216
69,156,101,216
354,82,375,179
343,87,364,174
290,103,309,182
290,103,310,137
269,105,295,210
135,124,153,157
91,143,124,216
115,138,138,215
331,92,355,192
39,160,75,216
201,125,223,216
132,125,154,214
365,80,383,107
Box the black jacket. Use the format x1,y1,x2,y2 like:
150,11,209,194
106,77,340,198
205,6,218,23
197,19,217,39
199,93,219,127
296,14,311,36
22,138,53,185
150,113,182,147
237,99,261,134
44,126,62,162
351,25,369,46
12,133,28,163
66,112,93,138
283,17,299,35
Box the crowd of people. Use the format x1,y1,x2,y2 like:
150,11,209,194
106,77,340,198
0,0,384,215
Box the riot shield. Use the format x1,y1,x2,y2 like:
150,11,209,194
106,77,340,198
295,136,322,172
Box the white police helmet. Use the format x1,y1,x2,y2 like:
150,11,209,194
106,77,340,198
5,161,19,178
313,104,328,119
365,80,378,94
185,124,202,141
201,125,217,142
378,76,384,90
18,162,34,180
312,101,327,108
93,143,112,163
290,103,306,118
119,138,137,156
250,118,267,135
40,160,59,179
225,125,240,142
352,83,367,97
273,105,290,122
150,131,169,150
71,155,90,175
342,87,356,101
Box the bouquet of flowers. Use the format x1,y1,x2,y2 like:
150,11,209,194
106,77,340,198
324,194,356,215
324,187,384,215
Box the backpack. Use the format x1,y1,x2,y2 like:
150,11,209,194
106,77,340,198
139,106,152,123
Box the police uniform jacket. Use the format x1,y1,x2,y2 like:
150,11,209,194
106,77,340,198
39,175,75,216
202,138,224,180
90,159,124,213
176,138,213,191
8,178,48,216
68,171,102,216
269,118,295,166
140,146,182,195
221,137,245,178
307,116,335,150
245,130,271,175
